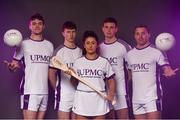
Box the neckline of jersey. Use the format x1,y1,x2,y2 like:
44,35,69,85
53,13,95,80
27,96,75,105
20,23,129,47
64,44,77,49
29,37,44,42
84,55,99,61
103,39,117,45
135,43,151,50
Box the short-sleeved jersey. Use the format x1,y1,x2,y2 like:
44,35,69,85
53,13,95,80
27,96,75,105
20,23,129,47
99,39,131,95
52,45,82,101
13,38,54,95
73,56,115,92
125,44,169,103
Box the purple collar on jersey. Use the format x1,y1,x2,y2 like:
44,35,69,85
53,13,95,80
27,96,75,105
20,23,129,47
64,45,77,49
103,39,117,45
84,55,99,61
135,43,151,50
29,37,44,42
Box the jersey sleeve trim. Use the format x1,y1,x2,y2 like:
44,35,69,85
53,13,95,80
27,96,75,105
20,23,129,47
104,73,115,81
49,66,58,70
160,64,170,67
13,58,21,61
52,44,64,56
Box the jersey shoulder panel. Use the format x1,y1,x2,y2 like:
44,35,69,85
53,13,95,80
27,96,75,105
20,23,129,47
75,46,82,52
52,44,64,56
44,39,54,52
149,44,165,54
127,47,136,54
74,55,84,62
117,38,132,52
149,44,167,59
99,41,104,46
44,39,54,46
76,46,82,49
21,37,31,44
98,56,109,62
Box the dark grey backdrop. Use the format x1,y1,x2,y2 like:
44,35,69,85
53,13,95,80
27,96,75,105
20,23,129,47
0,0,180,118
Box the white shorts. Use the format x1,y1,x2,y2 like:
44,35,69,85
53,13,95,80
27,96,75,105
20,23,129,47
72,90,110,116
109,95,128,110
133,99,162,115
21,94,48,111
54,100,73,112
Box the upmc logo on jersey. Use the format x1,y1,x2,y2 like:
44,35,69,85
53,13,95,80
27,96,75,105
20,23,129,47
77,69,103,78
106,57,117,65
131,63,150,72
30,55,51,64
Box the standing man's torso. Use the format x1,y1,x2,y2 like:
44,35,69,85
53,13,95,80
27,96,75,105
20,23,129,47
14,38,54,95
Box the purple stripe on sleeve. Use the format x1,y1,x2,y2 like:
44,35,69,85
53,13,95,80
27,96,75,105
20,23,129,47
156,65,163,100
56,70,61,102
13,58,21,61
55,101,60,111
156,99,162,111
20,76,25,95
161,64,170,67
23,94,30,110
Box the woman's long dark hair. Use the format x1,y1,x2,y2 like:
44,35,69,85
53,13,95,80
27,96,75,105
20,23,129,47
82,30,99,55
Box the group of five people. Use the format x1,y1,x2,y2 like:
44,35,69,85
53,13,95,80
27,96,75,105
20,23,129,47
4,13,177,119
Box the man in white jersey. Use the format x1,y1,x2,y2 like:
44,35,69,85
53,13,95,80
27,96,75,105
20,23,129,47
4,13,54,119
49,21,82,119
125,25,178,119
99,17,131,119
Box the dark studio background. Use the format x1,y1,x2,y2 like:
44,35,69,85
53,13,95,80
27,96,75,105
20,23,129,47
0,0,179,119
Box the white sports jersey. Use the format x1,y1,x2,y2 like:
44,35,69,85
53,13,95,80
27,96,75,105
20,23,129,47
72,56,115,116
13,38,54,95
52,45,82,102
99,39,131,95
125,44,169,103
74,56,115,91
